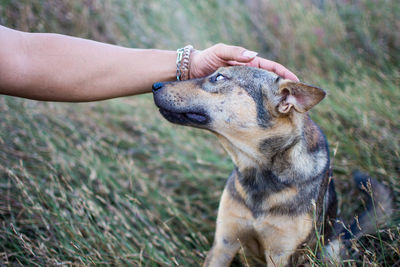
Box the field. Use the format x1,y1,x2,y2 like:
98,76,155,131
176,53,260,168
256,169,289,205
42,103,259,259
0,0,399,266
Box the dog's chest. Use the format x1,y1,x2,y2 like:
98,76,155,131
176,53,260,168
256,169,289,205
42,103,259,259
251,213,313,252
228,168,306,217
225,170,315,259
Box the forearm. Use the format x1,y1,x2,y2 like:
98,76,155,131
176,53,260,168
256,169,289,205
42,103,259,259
0,26,176,102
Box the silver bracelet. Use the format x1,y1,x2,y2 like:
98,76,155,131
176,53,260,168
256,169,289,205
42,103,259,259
176,45,194,81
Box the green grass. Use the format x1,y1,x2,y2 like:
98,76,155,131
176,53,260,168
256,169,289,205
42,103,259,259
0,0,399,266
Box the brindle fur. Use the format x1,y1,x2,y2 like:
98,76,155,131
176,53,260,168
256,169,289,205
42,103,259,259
152,66,391,266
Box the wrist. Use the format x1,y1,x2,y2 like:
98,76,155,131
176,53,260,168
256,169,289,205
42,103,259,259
149,49,177,82
176,45,195,80
188,50,200,79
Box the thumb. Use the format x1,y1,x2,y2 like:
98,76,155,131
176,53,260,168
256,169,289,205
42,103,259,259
213,43,258,63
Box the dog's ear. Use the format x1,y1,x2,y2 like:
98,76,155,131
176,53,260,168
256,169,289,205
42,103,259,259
277,80,326,114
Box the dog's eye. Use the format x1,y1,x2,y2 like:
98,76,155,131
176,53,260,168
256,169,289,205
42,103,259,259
211,73,226,83
275,76,281,83
216,74,225,81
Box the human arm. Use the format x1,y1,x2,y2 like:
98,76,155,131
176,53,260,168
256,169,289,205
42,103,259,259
0,26,179,101
0,26,298,102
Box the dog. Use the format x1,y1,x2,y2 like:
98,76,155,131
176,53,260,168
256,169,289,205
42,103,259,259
152,66,392,266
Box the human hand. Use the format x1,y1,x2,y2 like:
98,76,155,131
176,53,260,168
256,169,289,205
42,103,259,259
189,43,298,81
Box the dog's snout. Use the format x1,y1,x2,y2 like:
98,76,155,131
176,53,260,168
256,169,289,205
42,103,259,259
152,82,164,92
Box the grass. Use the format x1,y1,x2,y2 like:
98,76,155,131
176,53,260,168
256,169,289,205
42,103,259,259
1,96,227,266
0,0,399,266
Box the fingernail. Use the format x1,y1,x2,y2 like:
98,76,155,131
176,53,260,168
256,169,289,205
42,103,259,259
242,50,258,58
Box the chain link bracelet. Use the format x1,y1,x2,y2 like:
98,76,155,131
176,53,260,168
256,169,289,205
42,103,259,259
176,45,194,81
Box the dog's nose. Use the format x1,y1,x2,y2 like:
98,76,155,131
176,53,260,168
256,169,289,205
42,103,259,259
152,82,164,92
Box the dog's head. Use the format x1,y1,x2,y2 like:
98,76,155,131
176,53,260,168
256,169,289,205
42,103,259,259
153,66,325,167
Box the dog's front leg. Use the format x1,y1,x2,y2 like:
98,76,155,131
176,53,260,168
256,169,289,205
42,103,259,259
264,252,291,267
204,189,249,267
203,239,240,267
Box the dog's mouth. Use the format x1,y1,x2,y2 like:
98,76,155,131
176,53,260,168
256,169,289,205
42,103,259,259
159,108,210,125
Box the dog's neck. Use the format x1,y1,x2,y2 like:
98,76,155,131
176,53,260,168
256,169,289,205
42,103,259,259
219,115,329,184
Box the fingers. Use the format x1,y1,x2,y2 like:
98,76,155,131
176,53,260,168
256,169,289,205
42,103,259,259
200,43,299,81
226,60,247,66
212,43,258,63
250,57,299,81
